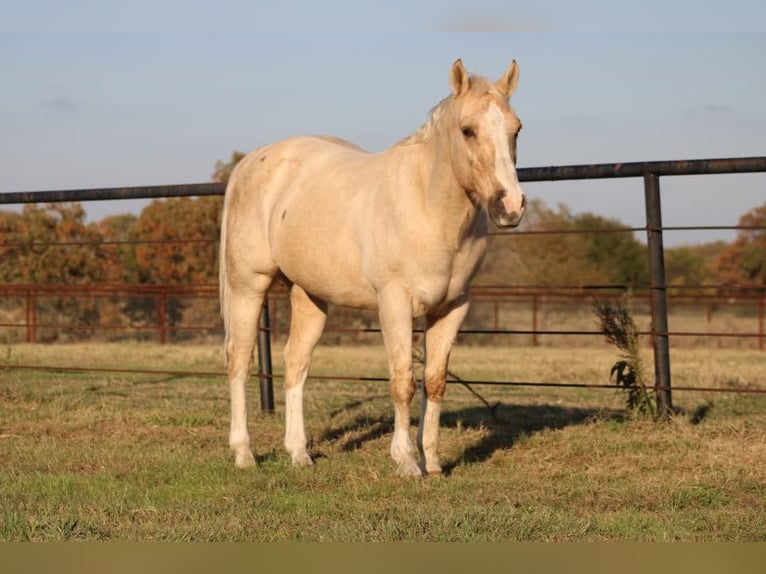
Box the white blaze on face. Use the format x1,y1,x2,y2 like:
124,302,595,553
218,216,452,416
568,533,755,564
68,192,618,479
486,103,525,217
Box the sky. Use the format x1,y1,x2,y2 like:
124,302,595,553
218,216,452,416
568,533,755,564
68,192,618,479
1,1,765,247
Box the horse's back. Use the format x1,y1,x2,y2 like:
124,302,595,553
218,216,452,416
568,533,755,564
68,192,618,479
227,136,369,205
222,136,381,305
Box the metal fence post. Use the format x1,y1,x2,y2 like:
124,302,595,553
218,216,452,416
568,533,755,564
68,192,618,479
25,287,34,343
758,291,764,351
643,172,673,418
257,298,275,413
157,290,167,344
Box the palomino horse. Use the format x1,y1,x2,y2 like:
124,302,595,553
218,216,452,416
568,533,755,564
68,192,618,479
220,59,525,476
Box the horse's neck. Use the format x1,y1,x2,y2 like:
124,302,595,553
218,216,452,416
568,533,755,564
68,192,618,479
416,136,483,242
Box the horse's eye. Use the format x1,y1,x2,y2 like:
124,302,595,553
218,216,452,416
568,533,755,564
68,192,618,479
461,126,476,139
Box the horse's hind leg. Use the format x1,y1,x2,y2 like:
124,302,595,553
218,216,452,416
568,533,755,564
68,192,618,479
283,285,327,466
225,276,272,468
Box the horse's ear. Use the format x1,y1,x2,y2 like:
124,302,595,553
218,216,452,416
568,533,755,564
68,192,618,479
495,60,519,99
450,59,470,96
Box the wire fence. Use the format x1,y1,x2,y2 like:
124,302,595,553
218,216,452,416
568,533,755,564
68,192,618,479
2,156,766,412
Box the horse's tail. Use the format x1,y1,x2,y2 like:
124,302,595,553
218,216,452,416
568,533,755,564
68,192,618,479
219,175,236,366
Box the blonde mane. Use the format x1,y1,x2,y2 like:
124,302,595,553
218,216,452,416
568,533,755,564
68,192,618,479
396,75,501,147
396,96,452,146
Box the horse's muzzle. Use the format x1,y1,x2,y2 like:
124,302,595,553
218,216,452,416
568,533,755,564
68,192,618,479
489,190,526,228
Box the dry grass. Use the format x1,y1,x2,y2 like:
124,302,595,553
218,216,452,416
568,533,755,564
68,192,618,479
1,342,766,541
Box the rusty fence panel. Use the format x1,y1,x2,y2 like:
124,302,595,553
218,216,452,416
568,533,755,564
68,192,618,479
1,284,763,347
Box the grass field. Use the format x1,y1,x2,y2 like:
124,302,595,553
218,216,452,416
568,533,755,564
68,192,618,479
1,342,765,541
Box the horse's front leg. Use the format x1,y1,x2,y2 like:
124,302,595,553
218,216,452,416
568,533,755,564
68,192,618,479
419,296,471,475
378,286,420,477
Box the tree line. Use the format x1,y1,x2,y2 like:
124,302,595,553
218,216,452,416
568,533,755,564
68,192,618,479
1,152,764,290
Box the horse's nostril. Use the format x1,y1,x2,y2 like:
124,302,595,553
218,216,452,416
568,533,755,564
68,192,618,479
521,194,527,209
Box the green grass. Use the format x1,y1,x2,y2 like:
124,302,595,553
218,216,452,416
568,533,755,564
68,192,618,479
1,343,766,541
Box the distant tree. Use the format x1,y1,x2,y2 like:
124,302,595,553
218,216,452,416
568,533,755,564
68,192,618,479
0,210,23,283
716,202,766,290
570,212,649,287
98,214,139,284
665,246,706,288
0,203,106,285
135,197,221,285
212,151,246,184
0,203,108,340
132,148,249,285
481,201,648,288
481,201,599,287
525,203,611,287
665,242,727,289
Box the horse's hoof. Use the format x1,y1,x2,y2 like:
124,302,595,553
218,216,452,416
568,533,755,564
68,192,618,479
291,453,315,467
396,459,424,478
234,450,256,468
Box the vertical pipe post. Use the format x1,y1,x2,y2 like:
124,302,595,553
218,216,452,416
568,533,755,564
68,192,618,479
25,288,32,343
643,172,672,418
257,298,275,413
758,291,764,351
157,291,167,344
272,296,279,342
30,288,38,343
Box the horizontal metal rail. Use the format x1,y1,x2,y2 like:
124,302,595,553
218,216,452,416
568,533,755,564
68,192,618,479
1,282,762,298
2,157,765,205
2,283,763,340
5,363,765,395
517,156,766,181
0,182,225,205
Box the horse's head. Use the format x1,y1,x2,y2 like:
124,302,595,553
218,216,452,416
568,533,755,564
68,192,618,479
446,59,526,228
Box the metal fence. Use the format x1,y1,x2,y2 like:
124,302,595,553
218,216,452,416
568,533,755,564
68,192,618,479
2,155,766,418
2,283,763,349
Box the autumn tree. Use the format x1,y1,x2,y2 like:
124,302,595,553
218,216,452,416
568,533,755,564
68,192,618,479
132,196,220,285
0,203,110,340
212,151,246,184
716,202,766,291
128,149,250,286
664,242,727,290
98,213,140,284
0,210,23,283
124,196,221,333
114,151,244,333
0,203,107,285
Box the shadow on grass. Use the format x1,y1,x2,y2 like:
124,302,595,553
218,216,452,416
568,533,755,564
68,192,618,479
319,414,393,454
255,451,281,465
688,401,714,425
439,403,621,474
319,394,394,454
318,399,623,474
